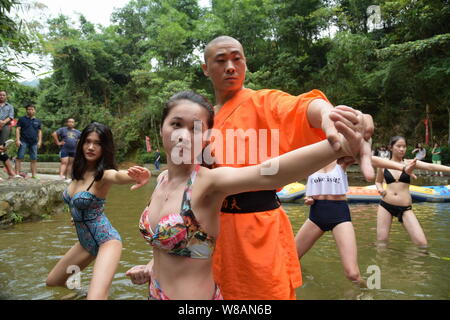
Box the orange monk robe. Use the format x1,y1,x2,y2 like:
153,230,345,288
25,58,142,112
211,88,329,300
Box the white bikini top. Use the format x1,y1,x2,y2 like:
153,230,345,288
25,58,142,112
306,164,348,196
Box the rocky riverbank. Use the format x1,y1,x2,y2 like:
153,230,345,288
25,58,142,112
0,177,68,228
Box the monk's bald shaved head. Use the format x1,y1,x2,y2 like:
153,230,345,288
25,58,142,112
204,36,244,63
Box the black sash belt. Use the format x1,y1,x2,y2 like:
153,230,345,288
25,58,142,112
221,190,281,214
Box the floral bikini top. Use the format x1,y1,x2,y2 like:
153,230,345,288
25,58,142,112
139,165,215,259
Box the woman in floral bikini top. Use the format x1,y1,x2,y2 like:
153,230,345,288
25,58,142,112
125,90,367,300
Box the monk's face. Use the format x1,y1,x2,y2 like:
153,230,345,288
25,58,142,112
202,39,247,93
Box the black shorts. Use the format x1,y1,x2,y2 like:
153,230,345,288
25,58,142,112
309,200,351,232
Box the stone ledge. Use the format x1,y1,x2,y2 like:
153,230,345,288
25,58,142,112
0,179,69,227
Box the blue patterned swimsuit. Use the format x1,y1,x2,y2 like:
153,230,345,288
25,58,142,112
63,179,121,256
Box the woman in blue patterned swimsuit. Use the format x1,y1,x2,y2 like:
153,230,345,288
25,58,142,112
46,122,150,299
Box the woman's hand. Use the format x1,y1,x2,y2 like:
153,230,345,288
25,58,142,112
327,106,374,182
377,188,387,197
404,159,418,179
127,166,151,191
329,106,374,181
304,197,314,206
125,265,152,285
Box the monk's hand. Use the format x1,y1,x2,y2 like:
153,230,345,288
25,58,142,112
330,106,375,181
128,166,151,190
405,159,418,179
125,265,151,285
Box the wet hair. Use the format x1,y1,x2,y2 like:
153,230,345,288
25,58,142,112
160,91,214,130
388,136,406,159
72,122,117,181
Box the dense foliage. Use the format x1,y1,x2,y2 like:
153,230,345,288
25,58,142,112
0,0,38,86
1,0,449,162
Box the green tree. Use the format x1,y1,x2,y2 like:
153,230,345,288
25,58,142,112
0,0,37,85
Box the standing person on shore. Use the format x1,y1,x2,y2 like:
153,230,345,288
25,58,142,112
154,148,161,171
198,35,374,299
52,118,81,181
378,145,390,159
0,90,14,145
376,136,450,247
431,143,444,177
15,104,42,179
46,122,150,300
412,143,427,175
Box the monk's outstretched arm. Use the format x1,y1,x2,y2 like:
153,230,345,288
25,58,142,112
206,107,364,197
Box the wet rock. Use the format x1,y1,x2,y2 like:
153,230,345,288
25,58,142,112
0,201,10,217
0,177,68,227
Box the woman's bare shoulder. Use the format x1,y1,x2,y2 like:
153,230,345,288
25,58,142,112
157,170,168,183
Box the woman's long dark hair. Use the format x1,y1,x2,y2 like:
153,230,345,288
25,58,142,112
389,135,406,160
72,122,117,181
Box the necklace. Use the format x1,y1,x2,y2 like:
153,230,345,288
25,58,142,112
161,172,191,202
164,187,174,202
162,181,178,202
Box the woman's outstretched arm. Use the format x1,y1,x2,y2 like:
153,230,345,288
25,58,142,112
372,157,417,178
208,139,347,197
413,160,450,173
103,166,151,190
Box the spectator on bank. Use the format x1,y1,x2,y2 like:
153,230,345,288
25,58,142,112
15,104,42,179
378,145,391,159
0,90,14,145
412,143,427,175
154,148,161,171
432,143,444,177
52,118,81,181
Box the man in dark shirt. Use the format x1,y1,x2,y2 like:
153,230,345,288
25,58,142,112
15,104,42,179
52,118,81,180
0,90,15,145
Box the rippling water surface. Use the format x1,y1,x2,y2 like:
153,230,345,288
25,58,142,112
0,176,449,300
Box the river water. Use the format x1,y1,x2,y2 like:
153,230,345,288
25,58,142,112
0,174,449,300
